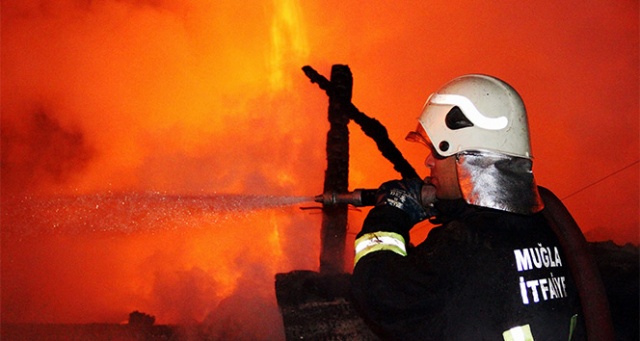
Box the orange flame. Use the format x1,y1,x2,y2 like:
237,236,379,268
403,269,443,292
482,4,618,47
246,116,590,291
1,1,638,337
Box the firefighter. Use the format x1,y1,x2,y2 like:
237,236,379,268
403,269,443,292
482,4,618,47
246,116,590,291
351,74,586,340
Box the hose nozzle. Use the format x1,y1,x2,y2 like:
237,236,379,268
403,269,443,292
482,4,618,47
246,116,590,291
314,189,378,207
314,181,438,212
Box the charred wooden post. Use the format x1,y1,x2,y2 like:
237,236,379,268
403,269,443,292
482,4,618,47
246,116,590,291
275,65,380,339
302,65,419,180
275,65,404,340
320,64,352,274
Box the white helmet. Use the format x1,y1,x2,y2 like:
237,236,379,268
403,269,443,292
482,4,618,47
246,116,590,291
418,74,532,159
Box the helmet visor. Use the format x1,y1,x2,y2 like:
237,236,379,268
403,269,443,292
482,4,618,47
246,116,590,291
405,124,445,159
405,123,431,145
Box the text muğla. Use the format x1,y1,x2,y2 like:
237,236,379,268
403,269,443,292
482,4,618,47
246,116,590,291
513,243,568,305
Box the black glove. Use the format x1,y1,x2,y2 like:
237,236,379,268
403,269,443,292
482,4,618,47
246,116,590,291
375,178,429,226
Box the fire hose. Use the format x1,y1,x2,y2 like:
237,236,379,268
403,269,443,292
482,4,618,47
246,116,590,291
538,186,614,341
315,186,615,340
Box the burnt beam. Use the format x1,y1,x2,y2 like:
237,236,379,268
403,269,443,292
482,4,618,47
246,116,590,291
319,65,352,274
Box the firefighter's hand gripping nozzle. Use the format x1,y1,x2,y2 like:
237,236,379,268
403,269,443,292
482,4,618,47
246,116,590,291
314,179,438,216
314,189,379,207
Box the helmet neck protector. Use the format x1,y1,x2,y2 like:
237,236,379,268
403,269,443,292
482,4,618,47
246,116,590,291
456,151,543,214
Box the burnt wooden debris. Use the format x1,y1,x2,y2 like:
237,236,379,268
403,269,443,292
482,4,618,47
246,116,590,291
302,65,420,181
275,270,379,340
275,64,418,340
319,64,352,275
276,65,375,340
304,64,419,275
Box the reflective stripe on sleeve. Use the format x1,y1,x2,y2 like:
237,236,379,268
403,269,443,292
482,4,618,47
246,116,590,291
568,314,578,341
354,232,407,267
503,324,534,341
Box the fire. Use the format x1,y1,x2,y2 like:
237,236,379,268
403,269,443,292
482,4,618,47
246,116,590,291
269,0,309,91
1,1,637,338
1,193,317,328
1,0,321,332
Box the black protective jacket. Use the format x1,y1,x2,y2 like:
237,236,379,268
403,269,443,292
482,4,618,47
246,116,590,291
351,200,585,341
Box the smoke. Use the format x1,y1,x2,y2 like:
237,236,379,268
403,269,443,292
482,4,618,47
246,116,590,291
1,107,95,194
1,0,324,330
2,0,321,195
201,257,287,340
150,265,221,324
1,0,637,334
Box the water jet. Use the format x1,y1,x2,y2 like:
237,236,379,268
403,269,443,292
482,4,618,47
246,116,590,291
2,193,315,236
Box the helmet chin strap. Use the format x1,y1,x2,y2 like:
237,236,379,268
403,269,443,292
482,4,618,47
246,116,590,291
455,151,543,215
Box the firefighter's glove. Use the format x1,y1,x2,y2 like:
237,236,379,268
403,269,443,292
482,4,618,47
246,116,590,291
375,178,429,226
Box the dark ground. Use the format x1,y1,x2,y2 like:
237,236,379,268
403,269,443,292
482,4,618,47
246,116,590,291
589,241,639,341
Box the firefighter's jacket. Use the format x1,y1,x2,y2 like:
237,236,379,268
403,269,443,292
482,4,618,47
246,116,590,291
351,199,585,341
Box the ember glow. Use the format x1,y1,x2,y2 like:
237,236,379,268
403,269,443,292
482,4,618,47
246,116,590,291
2,0,638,336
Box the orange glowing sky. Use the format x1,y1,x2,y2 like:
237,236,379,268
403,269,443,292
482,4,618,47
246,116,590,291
1,0,638,335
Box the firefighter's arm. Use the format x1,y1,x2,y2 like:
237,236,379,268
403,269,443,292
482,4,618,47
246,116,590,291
351,202,446,340
354,178,429,265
